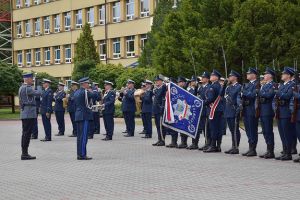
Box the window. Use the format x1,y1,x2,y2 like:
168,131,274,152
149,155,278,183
24,0,30,7
113,38,121,59
44,47,50,65
64,12,71,31
140,34,147,50
140,0,150,17
54,46,61,64
35,48,41,66
112,2,121,23
99,5,105,25
34,18,41,36
44,0,50,3
75,10,82,28
34,0,41,5
126,36,135,57
126,0,134,20
16,0,22,8
44,16,50,34
26,50,32,66
54,14,60,33
65,45,72,63
25,20,31,37
99,40,106,60
17,51,22,67
16,22,22,38
87,7,94,27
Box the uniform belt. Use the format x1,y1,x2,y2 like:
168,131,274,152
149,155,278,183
23,104,36,106
259,98,271,104
278,100,288,106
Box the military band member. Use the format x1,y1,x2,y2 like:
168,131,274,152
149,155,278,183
19,72,42,160
102,81,116,141
88,83,101,139
31,92,41,139
141,80,154,138
54,82,66,136
40,79,53,142
258,67,276,159
92,82,101,135
224,70,242,154
68,81,79,137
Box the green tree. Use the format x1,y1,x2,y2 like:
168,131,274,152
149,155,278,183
35,72,59,91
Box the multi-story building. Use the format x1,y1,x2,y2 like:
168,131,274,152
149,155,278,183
12,0,155,79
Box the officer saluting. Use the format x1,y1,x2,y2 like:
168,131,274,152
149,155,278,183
40,79,53,142
141,80,154,139
19,72,41,160
54,82,66,136
67,81,79,137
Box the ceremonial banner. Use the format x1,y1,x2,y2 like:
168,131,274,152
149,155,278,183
162,82,203,139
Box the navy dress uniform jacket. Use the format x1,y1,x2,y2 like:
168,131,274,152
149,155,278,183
152,84,167,115
121,89,136,112
40,88,53,114
141,90,153,113
259,81,276,117
74,88,94,122
224,83,242,118
103,90,116,115
54,90,66,112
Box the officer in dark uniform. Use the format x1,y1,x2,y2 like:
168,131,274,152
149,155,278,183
102,81,116,141
290,72,298,155
31,91,41,139
74,77,94,160
92,82,101,135
40,79,53,142
275,67,295,161
224,70,242,154
258,67,276,159
141,80,154,138
19,72,42,160
152,75,167,146
67,81,79,137
219,77,227,136
54,82,66,136
121,80,136,137
204,70,224,153
88,83,101,139
238,67,259,157
139,82,147,135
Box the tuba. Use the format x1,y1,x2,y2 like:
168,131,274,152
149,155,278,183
134,89,145,113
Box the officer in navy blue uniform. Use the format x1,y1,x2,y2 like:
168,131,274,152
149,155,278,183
258,67,276,159
54,82,66,136
139,82,147,135
40,79,53,142
219,77,227,136
141,80,154,139
121,80,136,137
67,81,79,137
275,67,295,161
88,83,101,139
102,81,116,141
74,77,94,160
152,75,167,146
238,67,259,157
224,70,242,154
31,93,41,139
290,71,298,155
204,70,224,153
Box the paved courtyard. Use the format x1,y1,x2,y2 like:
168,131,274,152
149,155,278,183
1,116,300,200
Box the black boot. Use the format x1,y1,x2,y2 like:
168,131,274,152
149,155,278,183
187,143,198,150
293,155,300,163
281,148,292,161
225,147,233,154
246,143,257,157
199,138,211,151
21,149,36,160
242,144,251,156
204,140,218,153
263,144,275,159
291,148,298,155
276,146,286,160
217,138,222,152
166,142,177,148
230,147,239,154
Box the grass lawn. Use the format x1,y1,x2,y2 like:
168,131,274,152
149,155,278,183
0,108,20,120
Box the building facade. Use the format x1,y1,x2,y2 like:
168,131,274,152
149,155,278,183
12,0,155,79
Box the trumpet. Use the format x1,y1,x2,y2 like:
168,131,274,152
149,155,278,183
91,102,105,112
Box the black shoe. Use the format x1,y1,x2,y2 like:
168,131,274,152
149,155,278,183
102,137,112,141
264,151,275,159
77,156,92,160
88,136,93,139
40,138,51,142
177,143,188,149
259,152,268,158
31,136,38,139
166,143,177,148
142,135,152,139
55,133,64,136
230,148,239,154
152,141,160,146
187,144,198,150
224,148,233,154
203,146,218,153
139,131,146,135
156,141,165,146
246,150,257,157
124,134,134,137
291,149,298,155
69,134,77,137
21,154,36,160
293,156,300,163
281,154,292,161
122,130,128,134
199,144,209,151
275,154,285,160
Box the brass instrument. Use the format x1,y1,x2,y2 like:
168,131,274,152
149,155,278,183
134,89,146,113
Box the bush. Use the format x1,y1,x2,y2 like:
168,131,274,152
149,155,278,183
72,59,97,81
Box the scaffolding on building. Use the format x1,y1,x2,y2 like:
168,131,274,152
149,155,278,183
0,0,12,64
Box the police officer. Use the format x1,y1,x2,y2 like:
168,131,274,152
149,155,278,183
275,67,295,161
19,72,42,160
204,70,224,153
121,80,136,137
68,81,79,137
40,79,53,142
152,75,167,146
141,80,154,139
92,82,101,135
139,82,147,135
239,67,259,157
224,70,242,154
54,82,66,136
88,83,101,139
31,87,41,139
258,67,276,159
74,77,94,160
219,77,227,136
102,81,116,141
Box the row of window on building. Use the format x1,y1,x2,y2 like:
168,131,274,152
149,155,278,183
16,34,148,67
15,0,51,8
15,0,150,38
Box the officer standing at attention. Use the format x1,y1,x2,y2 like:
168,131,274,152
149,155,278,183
258,67,276,159
139,82,147,135
141,80,154,139
74,77,94,160
40,79,53,142
31,88,41,139
67,81,79,137
19,72,42,160
102,81,116,141
88,83,101,139
224,70,242,154
152,76,167,146
121,80,136,137
54,82,66,136
92,82,101,135
239,67,259,157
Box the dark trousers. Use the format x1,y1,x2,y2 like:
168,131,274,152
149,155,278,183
209,111,223,141
296,121,300,142
290,122,297,149
41,114,51,139
278,118,293,152
141,113,146,131
192,116,207,144
103,114,114,139
170,129,178,143
260,116,274,145
31,117,38,138
124,111,135,136
93,112,100,134
243,115,258,145
221,116,227,135
76,120,89,157
55,111,65,134
69,112,77,135
89,119,94,137
180,134,188,144
154,113,166,141
226,117,241,147
143,112,152,137
22,118,35,154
